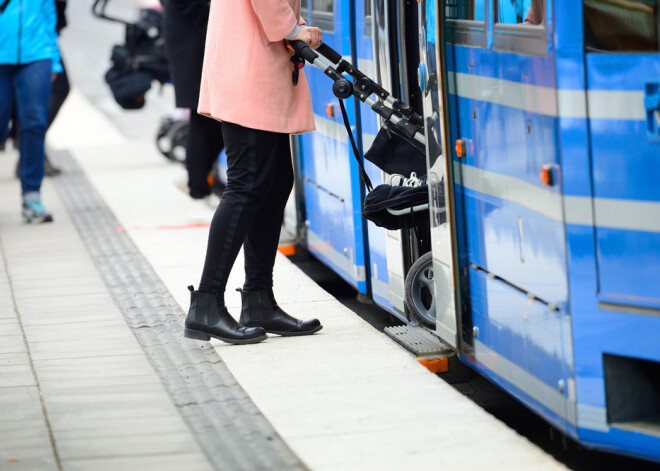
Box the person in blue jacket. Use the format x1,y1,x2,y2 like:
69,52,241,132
0,0,62,223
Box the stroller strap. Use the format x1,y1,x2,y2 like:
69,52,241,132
338,98,374,192
0,0,12,15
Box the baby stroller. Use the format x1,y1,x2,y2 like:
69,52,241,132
92,0,170,109
292,41,445,327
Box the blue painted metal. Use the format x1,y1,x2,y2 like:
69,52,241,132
297,3,369,293
353,0,395,312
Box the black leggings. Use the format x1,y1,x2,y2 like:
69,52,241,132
186,111,224,199
198,122,294,297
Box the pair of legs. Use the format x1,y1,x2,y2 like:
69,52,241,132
186,111,224,199
0,59,53,221
198,121,293,295
8,58,69,177
185,122,321,343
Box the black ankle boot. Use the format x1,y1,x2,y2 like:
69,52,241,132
239,289,322,336
184,286,267,344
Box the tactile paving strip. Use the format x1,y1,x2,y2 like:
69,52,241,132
384,325,452,356
52,151,305,471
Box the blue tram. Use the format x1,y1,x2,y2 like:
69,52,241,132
287,0,660,462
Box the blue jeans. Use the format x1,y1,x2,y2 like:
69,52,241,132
0,60,52,195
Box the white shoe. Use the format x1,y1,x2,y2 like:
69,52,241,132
188,196,219,224
389,172,424,187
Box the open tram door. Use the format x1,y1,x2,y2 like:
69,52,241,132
417,0,463,349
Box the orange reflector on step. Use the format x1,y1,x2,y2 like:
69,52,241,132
416,357,449,373
278,244,296,256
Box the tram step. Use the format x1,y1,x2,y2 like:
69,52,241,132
384,325,452,357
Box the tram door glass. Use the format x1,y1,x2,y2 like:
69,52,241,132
583,0,660,308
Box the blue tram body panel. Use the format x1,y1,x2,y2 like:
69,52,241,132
354,0,393,311
297,1,368,293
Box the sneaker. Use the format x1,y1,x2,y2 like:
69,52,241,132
188,195,219,224
389,172,425,187
22,199,53,224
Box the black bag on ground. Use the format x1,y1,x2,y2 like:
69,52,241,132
103,8,169,110
364,121,427,177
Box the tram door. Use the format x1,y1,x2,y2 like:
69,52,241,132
298,0,370,294
418,0,460,347
358,0,429,319
583,1,660,310
356,0,403,315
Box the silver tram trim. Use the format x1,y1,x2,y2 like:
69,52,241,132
456,163,660,233
475,340,616,433
448,73,647,120
475,340,579,428
307,229,367,282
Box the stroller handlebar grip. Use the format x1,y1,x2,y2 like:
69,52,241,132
290,40,319,63
317,43,342,64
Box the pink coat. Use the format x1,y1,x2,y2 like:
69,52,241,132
198,0,315,134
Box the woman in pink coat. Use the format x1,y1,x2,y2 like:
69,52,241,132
184,0,323,344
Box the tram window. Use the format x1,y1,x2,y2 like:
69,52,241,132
301,0,309,22
445,0,485,21
311,0,334,32
495,0,545,25
365,0,373,37
493,0,546,55
584,0,659,52
445,0,487,47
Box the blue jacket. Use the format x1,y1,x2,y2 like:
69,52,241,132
0,0,62,73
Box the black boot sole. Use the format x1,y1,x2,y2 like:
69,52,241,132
266,325,323,336
184,328,267,345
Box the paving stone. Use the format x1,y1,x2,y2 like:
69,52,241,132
0,453,58,471
38,374,162,396
0,425,54,454
0,319,22,336
0,352,30,367
28,336,141,361
56,432,203,461
47,406,184,432
34,354,156,382
53,415,189,440
23,321,134,343
0,386,43,420
44,390,173,416
20,311,120,327
12,284,108,300
61,453,212,471
10,275,107,292
0,305,17,319
16,293,116,311
0,364,35,388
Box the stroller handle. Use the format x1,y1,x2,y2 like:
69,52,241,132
290,40,319,64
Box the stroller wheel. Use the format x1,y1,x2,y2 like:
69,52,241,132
404,251,436,329
168,120,189,165
155,117,175,158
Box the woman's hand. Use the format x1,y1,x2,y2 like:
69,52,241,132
292,26,323,50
